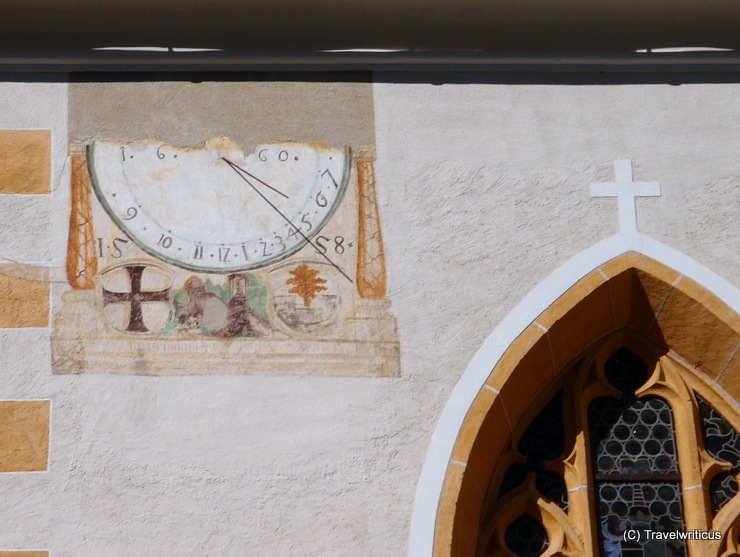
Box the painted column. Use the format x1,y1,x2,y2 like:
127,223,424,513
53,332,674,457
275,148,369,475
355,146,387,299
66,142,97,289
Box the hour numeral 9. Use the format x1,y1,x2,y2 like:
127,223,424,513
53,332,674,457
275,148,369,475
122,207,138,220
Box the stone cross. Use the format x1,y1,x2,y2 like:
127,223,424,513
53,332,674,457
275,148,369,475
591,160,661,235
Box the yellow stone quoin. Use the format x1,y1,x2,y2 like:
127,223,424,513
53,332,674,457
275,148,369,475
0,400,50,472
0,269,49,328
0,130,51,194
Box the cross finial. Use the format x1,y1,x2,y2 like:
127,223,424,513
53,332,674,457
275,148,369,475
591,160,661,235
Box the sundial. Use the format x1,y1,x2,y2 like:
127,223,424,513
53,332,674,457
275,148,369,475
52,138,399,376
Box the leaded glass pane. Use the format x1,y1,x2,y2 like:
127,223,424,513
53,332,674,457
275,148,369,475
499,463,529,497
696,393,740,513
505,515,549,557
498,392,568,511
536,471,568,512
597,481,687,556
605,348,648,393
591,349,686,556
590,397,679,475
518,391,564,463
710,472,739,514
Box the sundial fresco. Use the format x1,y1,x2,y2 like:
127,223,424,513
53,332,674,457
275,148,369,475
52,138,399,376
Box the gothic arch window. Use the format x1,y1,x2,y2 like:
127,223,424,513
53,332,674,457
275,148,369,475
429,254,740,557
477,338,740,557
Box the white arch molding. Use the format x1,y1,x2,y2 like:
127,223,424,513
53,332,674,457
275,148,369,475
408,232,740,557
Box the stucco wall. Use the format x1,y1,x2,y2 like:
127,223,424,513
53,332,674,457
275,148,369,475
0,75,737,556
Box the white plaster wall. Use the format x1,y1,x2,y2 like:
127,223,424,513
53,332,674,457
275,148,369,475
0,82,68,266
0,77,737,556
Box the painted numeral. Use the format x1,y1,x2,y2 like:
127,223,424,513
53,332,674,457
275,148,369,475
321,168,339,189
112,237,128,258
122,207,138,220
157,234,173,249
314,235,330,255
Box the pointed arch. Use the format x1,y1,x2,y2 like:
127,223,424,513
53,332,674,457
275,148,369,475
410,240,740,557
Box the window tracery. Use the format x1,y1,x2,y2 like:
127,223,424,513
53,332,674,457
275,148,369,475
477,337,740,557
696,393,740,515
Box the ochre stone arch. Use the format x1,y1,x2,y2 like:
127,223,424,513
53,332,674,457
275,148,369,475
434,252,740,557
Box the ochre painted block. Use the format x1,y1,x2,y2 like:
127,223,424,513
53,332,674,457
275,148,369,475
603,268,634,330
675,275,740,334
0,130,51,194
498,339,556,435
546,282,614,371
718,351,740,404
450,467,483,557
633,254,682,286
0,269,49,328
599,251,641,278
0,400,50,472
434,462,464,557
434,462,483,557
453,390,510,495
536,269,607,330
629,269,675,337
655,284,739,381
0,552,49,557
486,322,553,393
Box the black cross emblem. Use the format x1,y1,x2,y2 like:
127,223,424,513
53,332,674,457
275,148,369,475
102,265,171,333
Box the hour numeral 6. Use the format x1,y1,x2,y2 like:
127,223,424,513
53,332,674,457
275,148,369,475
316,192,328,207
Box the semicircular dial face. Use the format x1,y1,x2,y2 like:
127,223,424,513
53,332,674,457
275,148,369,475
88,138,350,273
